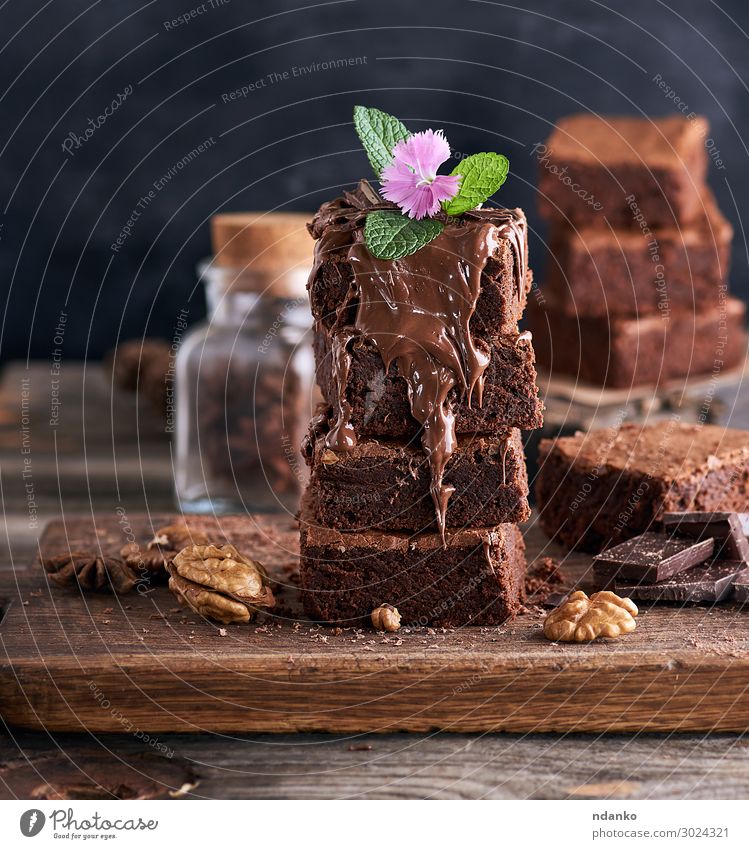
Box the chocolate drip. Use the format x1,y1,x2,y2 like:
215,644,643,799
310,190,527,542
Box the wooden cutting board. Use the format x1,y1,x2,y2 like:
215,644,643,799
2,513,749,734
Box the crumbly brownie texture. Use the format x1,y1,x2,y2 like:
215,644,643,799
536,423,749,553
305,421,530,532
538,114,709,228
313,329,543,436
299,493,527,627
545,188,732,317
528,293,745,388
308,200,531,338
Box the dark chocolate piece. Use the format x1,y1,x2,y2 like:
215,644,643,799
733,568,749,603
616,561,745,603
593,532,714,583
662,512,749,562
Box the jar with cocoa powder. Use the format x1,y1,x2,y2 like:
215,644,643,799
175,212,315,513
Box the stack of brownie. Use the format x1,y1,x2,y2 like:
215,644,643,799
298,183,543,627
528,114,746,388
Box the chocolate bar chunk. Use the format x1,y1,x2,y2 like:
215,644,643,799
733,568,749,603
544,188,732,317
616,561,745,603
536,422,749,553
305,420,529,532
594,532,714,583
299,491,526,627
662,512,749,562
528,292,746,389
313,328,544,436
537,114,708,228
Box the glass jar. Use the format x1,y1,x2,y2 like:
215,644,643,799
175,213,315,514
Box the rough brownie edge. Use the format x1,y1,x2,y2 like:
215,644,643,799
528,293,746,388
535,423,749,552
545,187,732,317
299,491,527,627
537,114,708,228
306,423,530,532
313,327,544,437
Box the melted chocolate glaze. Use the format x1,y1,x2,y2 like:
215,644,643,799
309,182,528,541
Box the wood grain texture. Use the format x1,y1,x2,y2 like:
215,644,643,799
2,514,749,734
3,728,749,800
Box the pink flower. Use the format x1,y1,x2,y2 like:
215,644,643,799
380,129,461,219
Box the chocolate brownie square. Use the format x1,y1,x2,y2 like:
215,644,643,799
308,199,530,338
313,328,544,436
299,492,526,626
537,114,708,228
528,292,745,388
536,423,749,553
305,419,530,532
545,188,732,317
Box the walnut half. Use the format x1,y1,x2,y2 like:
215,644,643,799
543,590,638,642
166,543,275,625
371,604,401,632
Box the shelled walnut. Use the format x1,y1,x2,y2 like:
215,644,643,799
166,543,275,625
543,590,638,642
371,604,401,632
43,551,137,594
120,523,211,582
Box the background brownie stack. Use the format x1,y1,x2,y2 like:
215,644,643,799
298,183,543,627
528,114,746,388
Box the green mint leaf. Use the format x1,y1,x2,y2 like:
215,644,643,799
442,152,510,216
353,106,411,177
364,210,444,260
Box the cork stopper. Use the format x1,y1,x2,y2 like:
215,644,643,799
209,211,313,297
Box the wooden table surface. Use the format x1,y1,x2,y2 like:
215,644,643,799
2,361,749,800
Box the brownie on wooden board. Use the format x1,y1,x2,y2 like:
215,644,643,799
536,423,749,553
537,114,708,228
313,329,544,437
305,420,530,532
528,293,745,388
309,206,530,338
545,188,732,317
299,493,527,627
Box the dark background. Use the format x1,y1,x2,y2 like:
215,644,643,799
1,0,747,362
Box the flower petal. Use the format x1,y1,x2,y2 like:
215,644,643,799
391,129,451,181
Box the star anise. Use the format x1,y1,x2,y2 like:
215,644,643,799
43,551,137,594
